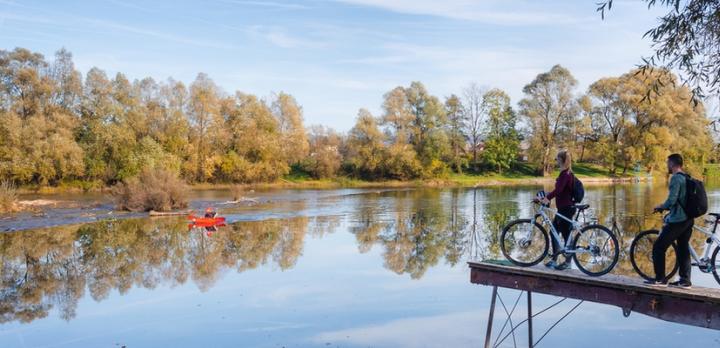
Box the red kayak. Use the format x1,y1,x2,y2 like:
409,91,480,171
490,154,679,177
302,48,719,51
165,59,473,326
188,215,226,226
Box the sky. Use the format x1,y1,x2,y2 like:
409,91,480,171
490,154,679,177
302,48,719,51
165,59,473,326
0,0,668,131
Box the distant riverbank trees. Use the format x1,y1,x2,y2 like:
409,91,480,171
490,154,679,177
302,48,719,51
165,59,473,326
0,47,717,188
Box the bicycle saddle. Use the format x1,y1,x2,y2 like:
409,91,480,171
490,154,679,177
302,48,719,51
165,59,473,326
573,204,590,211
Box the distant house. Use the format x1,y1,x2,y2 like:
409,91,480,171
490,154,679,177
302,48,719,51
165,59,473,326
464,141,485,158
518,140,530,162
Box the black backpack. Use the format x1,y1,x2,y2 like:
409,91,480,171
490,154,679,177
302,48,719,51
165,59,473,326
680,173,708,219
571,173,584,203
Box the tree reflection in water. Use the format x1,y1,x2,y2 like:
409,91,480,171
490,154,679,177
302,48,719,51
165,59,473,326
2,183,715,325
348,188,520,279
0,216,321,324
346,184,713,280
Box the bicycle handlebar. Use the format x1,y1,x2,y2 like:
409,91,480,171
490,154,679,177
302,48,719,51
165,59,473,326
530,200,551,208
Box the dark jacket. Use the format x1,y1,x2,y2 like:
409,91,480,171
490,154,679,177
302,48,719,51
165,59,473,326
546,169,573,208
660,172,688,223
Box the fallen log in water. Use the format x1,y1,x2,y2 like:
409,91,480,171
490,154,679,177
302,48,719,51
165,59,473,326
220,196,259,205
148,210,188,217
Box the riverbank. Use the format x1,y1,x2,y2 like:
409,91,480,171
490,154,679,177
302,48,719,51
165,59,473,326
11,163,651,195
193,163,651,190
194,174,651,191
0,165,693,232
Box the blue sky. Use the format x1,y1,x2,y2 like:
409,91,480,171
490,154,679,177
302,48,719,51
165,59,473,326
0,0,666,131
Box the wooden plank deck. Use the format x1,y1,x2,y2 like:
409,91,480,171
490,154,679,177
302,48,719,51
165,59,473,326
469,260,720,330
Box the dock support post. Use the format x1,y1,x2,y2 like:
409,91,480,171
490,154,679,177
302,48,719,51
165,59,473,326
485,286,498,348
528,291,533,347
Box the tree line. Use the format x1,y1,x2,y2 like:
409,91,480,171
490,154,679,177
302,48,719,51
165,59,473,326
0,47,716,187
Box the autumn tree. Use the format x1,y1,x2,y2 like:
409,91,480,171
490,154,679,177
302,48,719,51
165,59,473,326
586,76,629,172
0,47,319,186
0,48,84,185
381,82,447,177
187,73,224,182
575,95,595,162
444,94,467,173
587,69,712,174
344,109,386,179
519,65,580,176
219,92,287,182
301,125,342,179
481,89,520,173
157,79,191,160
462,83,485,170
272,92,309,166
79,67,114,182
382,87,413,144
405,82,446,158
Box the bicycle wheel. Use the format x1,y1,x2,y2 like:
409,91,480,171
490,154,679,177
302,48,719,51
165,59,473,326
500,219,549,267
571,224,619,276
711,246,720,285
629,229,678,281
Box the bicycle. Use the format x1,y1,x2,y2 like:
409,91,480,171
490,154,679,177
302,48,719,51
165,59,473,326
629,212,720,283
500,201,620,276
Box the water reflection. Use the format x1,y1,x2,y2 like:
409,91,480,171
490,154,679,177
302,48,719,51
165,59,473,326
0,216,329,324
0,183,718,329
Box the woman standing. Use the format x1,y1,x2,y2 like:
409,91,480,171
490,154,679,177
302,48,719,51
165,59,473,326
538,150,576,270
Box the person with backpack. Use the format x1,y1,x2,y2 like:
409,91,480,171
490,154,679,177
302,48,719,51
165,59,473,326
647,153,705,288
536,150,580,270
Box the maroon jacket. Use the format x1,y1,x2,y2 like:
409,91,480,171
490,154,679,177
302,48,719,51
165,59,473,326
546,169,574,208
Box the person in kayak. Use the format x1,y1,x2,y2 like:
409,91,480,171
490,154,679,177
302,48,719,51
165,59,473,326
536,150,576,270
204,207,217,218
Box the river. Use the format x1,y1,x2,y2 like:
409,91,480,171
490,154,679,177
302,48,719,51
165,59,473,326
1,182,719,347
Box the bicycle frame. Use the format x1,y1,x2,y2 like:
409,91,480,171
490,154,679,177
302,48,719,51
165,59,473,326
531,203,582,254
688,218,720,266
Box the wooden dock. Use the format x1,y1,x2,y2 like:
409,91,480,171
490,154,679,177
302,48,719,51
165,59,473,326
469,260,720,330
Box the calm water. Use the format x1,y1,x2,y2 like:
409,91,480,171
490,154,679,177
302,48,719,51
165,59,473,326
1,183,720,347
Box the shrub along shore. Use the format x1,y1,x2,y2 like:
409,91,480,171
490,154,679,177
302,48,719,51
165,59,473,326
11,163,656,195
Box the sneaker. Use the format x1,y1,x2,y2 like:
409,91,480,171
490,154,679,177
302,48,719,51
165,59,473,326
643,279,667,287
544,260,557,268
668,280,692,289
553,261,571,271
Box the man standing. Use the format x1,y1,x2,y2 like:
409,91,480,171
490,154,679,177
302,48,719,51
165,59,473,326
647,154,694,288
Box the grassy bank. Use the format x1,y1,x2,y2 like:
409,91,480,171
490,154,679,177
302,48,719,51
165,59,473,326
191,163,648,191
13,162,658,195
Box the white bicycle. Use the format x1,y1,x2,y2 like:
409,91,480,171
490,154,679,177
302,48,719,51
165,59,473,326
500,201,620,276
629,212,720,283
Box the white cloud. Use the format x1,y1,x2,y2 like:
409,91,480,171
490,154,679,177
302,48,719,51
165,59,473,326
313,311,485,347
219,0,311,10
246,25,327,49
252,284,331,304
84,19,236,50
0,11,58,25
334,0,591,25
332,23,656,106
